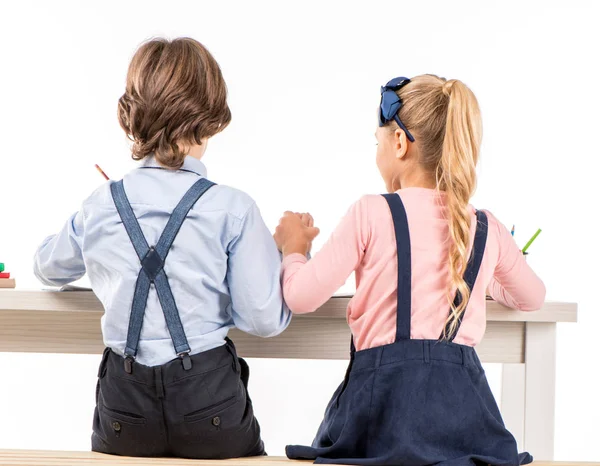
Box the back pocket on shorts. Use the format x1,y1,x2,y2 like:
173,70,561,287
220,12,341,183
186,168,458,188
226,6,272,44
100,405,147,425
184,396,238,423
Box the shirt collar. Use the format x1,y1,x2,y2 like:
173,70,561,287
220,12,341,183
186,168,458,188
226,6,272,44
141,155,208,178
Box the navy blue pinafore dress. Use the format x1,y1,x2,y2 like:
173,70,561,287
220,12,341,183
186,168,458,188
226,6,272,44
286,193,532,466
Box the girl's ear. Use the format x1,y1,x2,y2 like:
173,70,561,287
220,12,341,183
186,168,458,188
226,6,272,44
394,128,409,160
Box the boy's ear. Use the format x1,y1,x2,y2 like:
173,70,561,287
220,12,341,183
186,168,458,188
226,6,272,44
395,128,409,160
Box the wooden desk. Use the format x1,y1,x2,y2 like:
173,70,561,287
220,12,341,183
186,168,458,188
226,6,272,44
0,290,577,460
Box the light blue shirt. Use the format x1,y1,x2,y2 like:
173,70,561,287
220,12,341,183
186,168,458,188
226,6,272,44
34,156,292,366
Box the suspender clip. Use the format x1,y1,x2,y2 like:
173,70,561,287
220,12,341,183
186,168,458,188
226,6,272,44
179,352,192,371
124,356,134,374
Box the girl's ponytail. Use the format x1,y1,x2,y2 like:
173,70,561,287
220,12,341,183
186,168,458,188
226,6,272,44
437,80,482,338
392,75,483,338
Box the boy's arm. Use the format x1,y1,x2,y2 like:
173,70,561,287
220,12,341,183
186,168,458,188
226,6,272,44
33,211,86,286
226,202,292,338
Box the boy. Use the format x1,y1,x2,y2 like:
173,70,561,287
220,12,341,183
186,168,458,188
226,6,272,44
34,37,290,459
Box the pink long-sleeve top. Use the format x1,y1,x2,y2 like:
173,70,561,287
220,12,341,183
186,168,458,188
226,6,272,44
282,188,546,350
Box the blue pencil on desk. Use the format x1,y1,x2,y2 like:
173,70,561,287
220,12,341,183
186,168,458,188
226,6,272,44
511,225,515,237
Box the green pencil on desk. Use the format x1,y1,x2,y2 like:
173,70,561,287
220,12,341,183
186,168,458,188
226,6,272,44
522,228,542,253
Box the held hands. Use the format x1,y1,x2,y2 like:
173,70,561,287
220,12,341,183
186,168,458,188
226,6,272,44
274,211,320,256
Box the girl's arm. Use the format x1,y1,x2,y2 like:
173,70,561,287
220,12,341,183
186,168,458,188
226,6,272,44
281,197,370,314
34,211,86,286
486,212,546,311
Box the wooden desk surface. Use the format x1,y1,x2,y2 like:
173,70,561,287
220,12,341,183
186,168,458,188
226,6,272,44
0,290,578,322
0,290,577,363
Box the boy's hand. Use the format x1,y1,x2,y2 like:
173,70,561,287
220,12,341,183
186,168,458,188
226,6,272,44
274,212,320,256
300,213,316,253
300,213,314,228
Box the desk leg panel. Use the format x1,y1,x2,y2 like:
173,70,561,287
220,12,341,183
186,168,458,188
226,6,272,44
523,322,556,460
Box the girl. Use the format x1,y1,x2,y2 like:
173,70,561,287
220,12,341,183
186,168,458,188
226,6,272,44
34,38,291,459
274,75,545,465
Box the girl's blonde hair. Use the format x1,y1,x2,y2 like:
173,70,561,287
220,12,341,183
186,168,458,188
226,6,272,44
392,74,482,338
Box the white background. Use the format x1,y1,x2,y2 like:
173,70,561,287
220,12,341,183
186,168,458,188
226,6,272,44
0,0,599,460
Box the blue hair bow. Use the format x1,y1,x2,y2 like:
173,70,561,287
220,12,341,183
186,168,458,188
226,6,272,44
379,77,415,142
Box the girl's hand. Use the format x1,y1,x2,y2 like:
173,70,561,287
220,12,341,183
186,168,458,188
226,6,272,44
274,211,320,256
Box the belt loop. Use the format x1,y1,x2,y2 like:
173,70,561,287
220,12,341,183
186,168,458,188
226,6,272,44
154,366,165,399
225,337,236,357
424,341,431,364
98,348,111,378
224,338,241,372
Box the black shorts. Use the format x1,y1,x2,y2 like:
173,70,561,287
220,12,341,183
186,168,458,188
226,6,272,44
92,338,264,459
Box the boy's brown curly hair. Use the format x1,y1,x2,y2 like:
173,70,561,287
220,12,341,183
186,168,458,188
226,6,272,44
118,37,231,168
